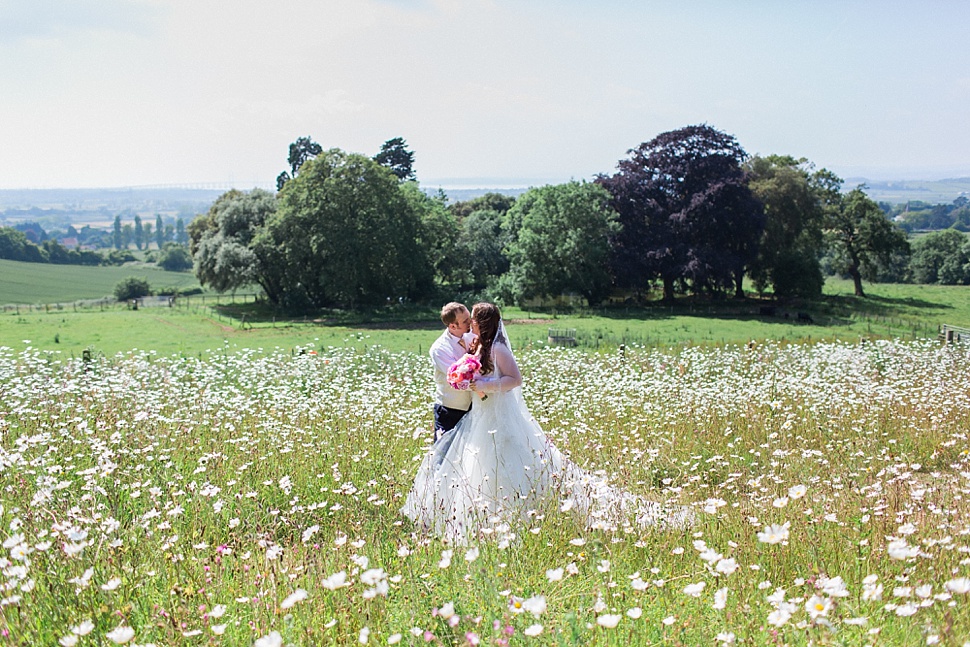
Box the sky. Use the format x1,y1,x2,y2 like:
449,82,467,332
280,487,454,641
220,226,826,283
2,0,969,190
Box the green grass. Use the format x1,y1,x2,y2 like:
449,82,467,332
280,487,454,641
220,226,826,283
0,258,203,304
2,278,966,358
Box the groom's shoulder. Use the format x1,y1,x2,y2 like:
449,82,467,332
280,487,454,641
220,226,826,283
430,329,450,351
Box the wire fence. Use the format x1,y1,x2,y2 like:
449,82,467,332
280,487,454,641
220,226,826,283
1,292,261,315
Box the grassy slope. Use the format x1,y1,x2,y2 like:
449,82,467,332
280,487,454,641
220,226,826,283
0,258,202,304
2,278,966,357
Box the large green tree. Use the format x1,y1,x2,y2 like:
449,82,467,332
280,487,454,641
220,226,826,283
909,228,970,285
826,187,911,297
458,208,510,290
189,189,277,293
256,149,433,310
499,181,618,306
400,183,465,288
745,156,836,297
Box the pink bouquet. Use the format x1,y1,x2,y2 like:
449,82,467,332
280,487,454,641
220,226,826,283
447,353,481,391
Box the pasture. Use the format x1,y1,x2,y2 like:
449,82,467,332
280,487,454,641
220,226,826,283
0,277,965,358
0,259,202,305
1,339,969,645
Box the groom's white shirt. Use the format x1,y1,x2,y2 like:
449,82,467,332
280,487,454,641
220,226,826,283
430,328,473,411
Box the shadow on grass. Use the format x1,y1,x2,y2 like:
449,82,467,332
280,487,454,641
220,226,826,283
213,301,443,328
209,290,947,338
818,293,951,319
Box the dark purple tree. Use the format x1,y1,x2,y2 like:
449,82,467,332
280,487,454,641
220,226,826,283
597,124,764,301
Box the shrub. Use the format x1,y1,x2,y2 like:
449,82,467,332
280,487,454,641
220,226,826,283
157,244,193,271
114,277,152,301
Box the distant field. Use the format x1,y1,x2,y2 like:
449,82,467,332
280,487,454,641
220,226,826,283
0,258,202,304
853,176,970,204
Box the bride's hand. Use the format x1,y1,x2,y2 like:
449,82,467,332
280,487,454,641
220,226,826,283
471,376,500,393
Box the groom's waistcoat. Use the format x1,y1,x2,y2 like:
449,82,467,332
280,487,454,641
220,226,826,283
430,329,473,410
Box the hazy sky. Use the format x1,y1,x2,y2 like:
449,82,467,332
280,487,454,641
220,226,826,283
2,0,969,189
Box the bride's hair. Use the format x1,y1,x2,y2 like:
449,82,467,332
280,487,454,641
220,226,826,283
470,302,501,375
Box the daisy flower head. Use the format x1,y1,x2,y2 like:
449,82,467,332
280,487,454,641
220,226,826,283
546,567,564,582
105,626,136,644
945,578,970,594
522,595,546,617
757,522,790,545
596,614,621,628
805,595,831,619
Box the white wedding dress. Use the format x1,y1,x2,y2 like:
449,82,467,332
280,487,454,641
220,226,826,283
402,339,693,543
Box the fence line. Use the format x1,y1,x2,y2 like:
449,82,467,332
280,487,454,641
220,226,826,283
940,324,970,344
1,292,260,314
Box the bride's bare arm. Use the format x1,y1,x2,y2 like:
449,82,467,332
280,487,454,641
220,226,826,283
474,343,522,393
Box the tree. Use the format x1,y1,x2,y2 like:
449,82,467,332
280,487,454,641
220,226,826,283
113,215,122,249
175,218,187,245
190,189,277,293
114,277,152,301
373,137,416,181
0,227,47,262
276,136,323,191
597,124,764,301
450,192,516,221
745,155,833,297
121,224,133,250
41,239,72,264
909,228,970,284
155,214,165,249
825,187,911,297
458,208,510,290
401,183,465,288
157,243,193,272
499,181,619,306
256,148,433,310
134,215,145,250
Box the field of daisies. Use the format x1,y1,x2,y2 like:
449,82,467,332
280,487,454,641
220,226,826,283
2,338,970,646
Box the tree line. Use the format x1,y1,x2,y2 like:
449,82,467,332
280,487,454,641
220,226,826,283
888,197,970,233
110,213,189,251
193,126,947,312
0,213,192,270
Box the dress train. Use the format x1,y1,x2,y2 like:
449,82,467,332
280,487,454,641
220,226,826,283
402,375,693,543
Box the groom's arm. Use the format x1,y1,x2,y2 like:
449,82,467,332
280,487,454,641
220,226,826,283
430,340,459,375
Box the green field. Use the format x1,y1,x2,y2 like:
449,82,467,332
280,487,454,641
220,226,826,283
0,258,203,304
1,277,967,357
3,338,969,644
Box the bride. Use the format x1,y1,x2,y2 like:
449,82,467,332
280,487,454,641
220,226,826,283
402,302,692,543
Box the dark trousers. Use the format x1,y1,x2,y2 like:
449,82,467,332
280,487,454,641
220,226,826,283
433,403,470,442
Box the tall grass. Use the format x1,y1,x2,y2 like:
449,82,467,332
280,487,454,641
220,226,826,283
1,339,969,644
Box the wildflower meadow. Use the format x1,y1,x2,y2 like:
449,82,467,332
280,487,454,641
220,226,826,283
2,338,970,645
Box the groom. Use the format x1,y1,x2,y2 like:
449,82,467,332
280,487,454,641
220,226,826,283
430,302,473,441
